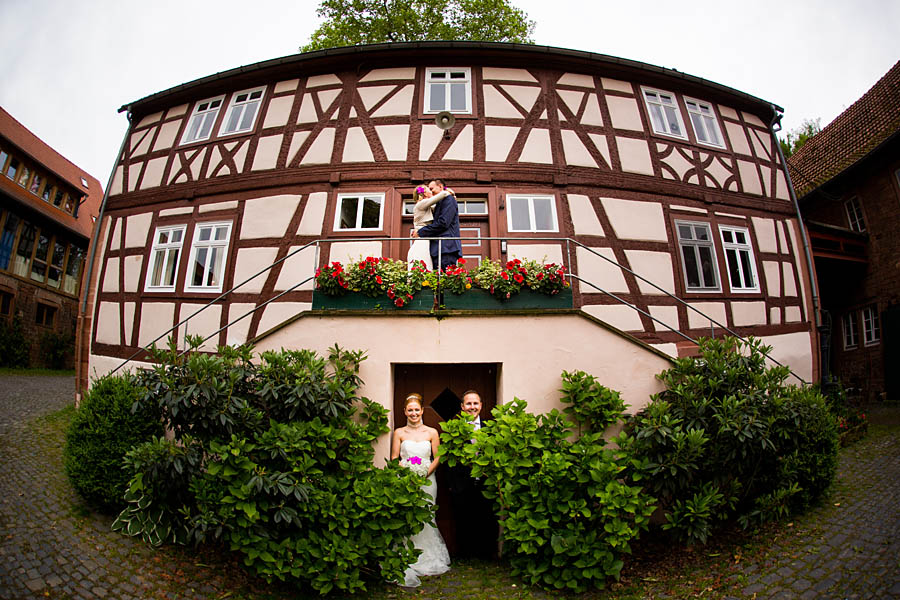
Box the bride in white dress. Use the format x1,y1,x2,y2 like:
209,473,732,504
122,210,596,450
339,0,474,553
390,393,451,587
407,184,452,270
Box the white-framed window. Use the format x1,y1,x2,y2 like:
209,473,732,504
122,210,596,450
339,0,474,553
506,194,558,232
642,87,687,139
720,226,759,292
181,96,224,144
684,97,725,148
425,68,472,114
145,225,187,292
219,87,264,136
845,197,865,232
843,312,859,349
334,194,384,231
186,222,232,292
863,306,880,346
676,221,720,291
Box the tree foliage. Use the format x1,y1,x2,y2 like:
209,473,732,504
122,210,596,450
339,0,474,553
302,0,535,52
779,118,821,158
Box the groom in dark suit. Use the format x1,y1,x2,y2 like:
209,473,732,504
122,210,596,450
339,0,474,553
411,178,461,271
447,390,498,559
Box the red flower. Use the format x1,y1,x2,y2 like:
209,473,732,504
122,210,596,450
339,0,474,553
376,275,383,284
501,272,509,280
387,289,395,299
395,298,404,307
537,272,544,280
514,273,524,283
407,293,413,299
506,292,511,298
458,258,466,264
331,271,339,278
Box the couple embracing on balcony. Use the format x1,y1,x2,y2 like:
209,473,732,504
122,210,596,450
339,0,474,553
409,178,461,271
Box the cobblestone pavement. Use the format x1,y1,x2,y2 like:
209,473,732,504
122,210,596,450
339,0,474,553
0,374,898,599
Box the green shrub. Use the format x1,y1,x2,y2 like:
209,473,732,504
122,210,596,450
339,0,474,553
621,337,839,544
64,374,164,512
0,317,29,367
440,377,655,593
41,330,73,369
112,338,432,594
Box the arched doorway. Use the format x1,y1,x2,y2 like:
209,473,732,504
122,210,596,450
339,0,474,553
392,363,498,556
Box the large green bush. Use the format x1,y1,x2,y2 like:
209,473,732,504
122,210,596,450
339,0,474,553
620,337,838,544
111,338,431,595
0,317,29,367
64,374,164,511
440,371,655,593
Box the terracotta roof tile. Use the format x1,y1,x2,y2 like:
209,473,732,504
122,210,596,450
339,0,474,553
788,61,900,199
0,106,103,239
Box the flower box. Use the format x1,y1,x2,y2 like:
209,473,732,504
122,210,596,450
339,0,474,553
312,290,435,311
441,288,573,310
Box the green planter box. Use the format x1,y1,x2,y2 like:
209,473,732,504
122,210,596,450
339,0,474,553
312,287,572,311
312,290,435,311
441,287,573,310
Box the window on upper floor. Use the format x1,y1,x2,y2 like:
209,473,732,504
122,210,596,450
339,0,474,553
5,156,19,180
642,87,687,140
145,225,186,292
16,164,31,188
425,68,472,114
0,148,9,173
685,98,725,148
845,197,865,232
506,195,558,233
220,87,265,136
181,96,225,144
0,211,20,271
30,232,51,283
843,312,858,349
47,241,66,289
186,222,232,292
862,306,880,346
720,226,759,292
12,221,36,278
29,173,43,196
676,221,720,292
335,194,384,231
63,246,85,296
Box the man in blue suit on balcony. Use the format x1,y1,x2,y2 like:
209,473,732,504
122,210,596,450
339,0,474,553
412,178,461,271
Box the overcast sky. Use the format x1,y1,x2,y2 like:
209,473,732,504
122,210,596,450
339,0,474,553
1,0,897,184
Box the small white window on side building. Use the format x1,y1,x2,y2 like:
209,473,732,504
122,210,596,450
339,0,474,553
181,96,225,144
845,197,866,232
862,306,880,346
720,226,759,292
145,225,187,292
186,222,232,292
220,87,265,136
334,194,384,231
684,98,725,148
676,221,720,291
843,312,859,349
642,87,688,140
425,68,472,114
506,195,558,232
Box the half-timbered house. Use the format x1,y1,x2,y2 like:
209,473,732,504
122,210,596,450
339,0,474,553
79,42,817,456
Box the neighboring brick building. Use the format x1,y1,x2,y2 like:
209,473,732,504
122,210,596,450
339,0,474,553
788,61,900,400
0,107,103,368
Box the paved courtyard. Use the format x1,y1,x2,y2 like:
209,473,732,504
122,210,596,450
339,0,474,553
0,374,898,599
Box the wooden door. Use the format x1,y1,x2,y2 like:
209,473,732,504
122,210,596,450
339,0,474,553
393,363,498,555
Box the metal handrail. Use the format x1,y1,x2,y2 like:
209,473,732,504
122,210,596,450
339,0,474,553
106,235,806,383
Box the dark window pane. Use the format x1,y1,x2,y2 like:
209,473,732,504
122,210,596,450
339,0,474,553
698,246,716,288
192,247,208,286
682,246,700,288
726,248,741,287
738,250,754,288
361,197,381,228
339,197,358,229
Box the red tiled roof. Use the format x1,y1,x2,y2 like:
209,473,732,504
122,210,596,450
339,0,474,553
788,61,900,199
0,106,103,240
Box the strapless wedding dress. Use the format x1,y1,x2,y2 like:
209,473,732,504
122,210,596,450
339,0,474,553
400,439,451,587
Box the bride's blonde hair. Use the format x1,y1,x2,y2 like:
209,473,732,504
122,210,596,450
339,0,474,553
414,185,427,200
404,393,423,408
